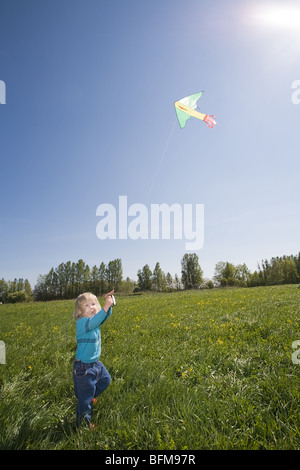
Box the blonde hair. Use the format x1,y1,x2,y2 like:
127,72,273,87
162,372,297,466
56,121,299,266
73,292,100,320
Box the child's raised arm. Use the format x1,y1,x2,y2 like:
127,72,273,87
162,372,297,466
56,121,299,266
103,290,115,312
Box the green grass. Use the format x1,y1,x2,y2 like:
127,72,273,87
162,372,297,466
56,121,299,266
0,285,300,449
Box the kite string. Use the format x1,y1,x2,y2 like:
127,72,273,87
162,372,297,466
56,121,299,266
146,122,176,202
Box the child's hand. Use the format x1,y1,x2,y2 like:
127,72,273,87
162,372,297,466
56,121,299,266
103,290,115,312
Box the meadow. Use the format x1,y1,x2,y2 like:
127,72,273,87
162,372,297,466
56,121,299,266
0,285,299,450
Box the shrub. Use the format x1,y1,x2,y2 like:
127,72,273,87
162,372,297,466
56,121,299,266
7,291,29,303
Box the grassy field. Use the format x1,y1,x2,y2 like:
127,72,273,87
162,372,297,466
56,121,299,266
0,285,300,450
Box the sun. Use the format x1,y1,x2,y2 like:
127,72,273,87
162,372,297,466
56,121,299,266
250,3,300,30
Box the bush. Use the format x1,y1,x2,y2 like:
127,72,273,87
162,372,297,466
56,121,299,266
7,291,29,303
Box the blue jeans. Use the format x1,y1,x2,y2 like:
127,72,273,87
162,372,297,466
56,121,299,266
72,359,111,427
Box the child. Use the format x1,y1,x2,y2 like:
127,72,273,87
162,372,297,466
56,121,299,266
72,290,114,428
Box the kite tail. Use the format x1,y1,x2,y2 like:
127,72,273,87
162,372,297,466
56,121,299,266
203,115,217,128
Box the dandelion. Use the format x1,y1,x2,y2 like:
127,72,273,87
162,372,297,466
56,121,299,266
217,338,223,345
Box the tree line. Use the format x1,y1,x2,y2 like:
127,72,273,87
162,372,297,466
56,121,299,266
33,259,124,301
0,278,33,304
0,252,299,303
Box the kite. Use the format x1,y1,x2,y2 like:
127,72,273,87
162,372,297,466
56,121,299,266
175,91,216,129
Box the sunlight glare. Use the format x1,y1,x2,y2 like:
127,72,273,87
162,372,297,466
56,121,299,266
251,4,300,30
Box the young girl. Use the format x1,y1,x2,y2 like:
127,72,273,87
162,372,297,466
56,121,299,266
72,290,114,428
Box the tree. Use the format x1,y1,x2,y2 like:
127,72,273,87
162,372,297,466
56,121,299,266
105,259,123,291
0,278,33,303
65,261,76,298
99,262,107,294
248,270,261,287
55,263,66,299
0,279,8,303
152,262,164,291
119,277,136,294
213,261,250,287
268,259,284,285
174,274,182,291
137,264,152,291
90,265,101,296
181,253,203,289
292,252,300,277
34,274,48,301
166,272,173,291
258,256,299,286
24,279,33,300
281,259,299,284
234,263,251,287
222,262,235,286
7,291,29,303
213,261,229,286
74,259,90,294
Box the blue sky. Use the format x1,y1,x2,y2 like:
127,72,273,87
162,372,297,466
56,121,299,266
1,0,300,287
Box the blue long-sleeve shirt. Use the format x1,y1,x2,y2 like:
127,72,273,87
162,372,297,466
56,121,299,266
75,307,112,363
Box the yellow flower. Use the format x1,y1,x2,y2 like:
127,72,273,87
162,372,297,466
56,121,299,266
217,338,223,345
